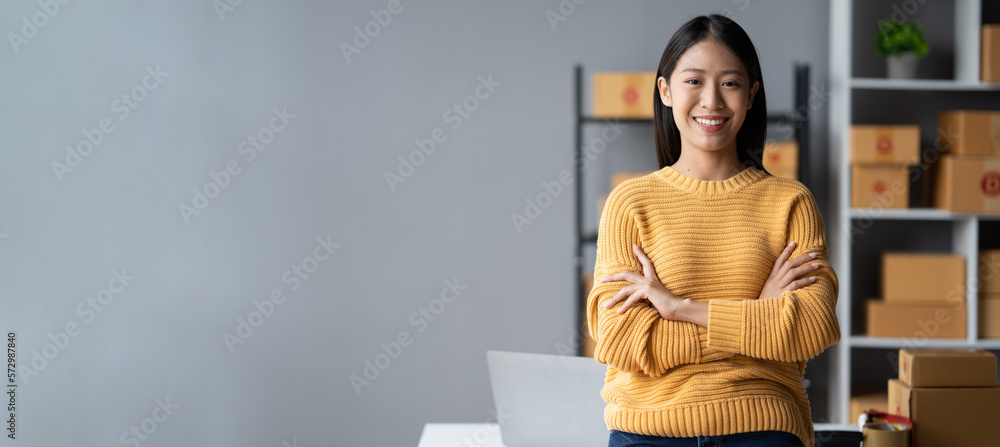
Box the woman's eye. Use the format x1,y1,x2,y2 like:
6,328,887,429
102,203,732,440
685,79,700,85
724,81,740,87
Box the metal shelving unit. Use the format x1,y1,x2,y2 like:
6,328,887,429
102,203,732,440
828,0,1000,424
573,61,814,355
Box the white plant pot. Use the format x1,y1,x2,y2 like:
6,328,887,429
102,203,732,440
886,52,919,79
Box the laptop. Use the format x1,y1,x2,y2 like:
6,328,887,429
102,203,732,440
485,350,610,447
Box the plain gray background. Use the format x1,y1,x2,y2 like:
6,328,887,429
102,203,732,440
0,1,831,446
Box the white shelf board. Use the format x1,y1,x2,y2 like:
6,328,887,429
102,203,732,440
849,208,1000,221
849,336,1000,350
850,77,1000,91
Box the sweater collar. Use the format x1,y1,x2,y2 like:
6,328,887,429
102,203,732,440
653,164,767,195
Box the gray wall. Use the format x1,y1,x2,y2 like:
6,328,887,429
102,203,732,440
0,1,830,446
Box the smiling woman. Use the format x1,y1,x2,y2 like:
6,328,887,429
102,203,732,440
586,14,839,447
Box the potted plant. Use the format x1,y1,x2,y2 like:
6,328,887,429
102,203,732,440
874,19,929,79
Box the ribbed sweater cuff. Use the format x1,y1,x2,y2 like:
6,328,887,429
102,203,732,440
707,300,743,352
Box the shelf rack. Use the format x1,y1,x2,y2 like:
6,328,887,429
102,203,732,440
828,0,1000,424
573,61,813,355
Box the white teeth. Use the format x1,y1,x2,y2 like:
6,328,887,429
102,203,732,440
694,117,727,126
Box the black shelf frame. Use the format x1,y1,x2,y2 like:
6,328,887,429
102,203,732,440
573,63,812,355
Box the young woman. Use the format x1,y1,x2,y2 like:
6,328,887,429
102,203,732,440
586,14,839,447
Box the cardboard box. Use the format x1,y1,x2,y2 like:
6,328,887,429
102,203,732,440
980,250,1000,294
866,300,966,339
850,125,920,165
610,172,650,189
882,253,965,302
983,24,1000,82
767,166,797,180
763,140,798,169
888,379,1000,447
898,349,997,387
980,297,1000,339
937,110,1000,156
851,164,909,209
592,72,656,119
934,155,1000,212
850,392,888,421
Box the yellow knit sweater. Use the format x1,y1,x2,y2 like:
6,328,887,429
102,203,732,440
586,164,840,447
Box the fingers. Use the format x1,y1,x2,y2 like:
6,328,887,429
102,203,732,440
785,275,818,291
602,285,641,312
632,244,657,279
771,241,796,275
599,271,641,283
781,260,820,285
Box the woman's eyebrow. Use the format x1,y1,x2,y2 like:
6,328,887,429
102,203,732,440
679,67,746,78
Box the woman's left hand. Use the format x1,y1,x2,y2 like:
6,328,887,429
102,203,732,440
599,244,684,320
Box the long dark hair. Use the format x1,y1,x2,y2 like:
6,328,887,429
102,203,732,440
653,14,768,172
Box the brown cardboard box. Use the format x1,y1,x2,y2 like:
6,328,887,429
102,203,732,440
592,72,656,119
937,110,1000,156
888,379,1000,447
983,25,1000,82
882,253,965,302
866,300,966,339
980,250,1000,294
898,349,997,387
850,125,920,164
849,392,888,421
934,155,1000,212
980,296,1000,339
610,172,650,189
763,140,798,169
851,164,909,209
767,167,797,180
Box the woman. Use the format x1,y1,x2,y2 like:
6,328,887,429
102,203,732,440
586,14,839,447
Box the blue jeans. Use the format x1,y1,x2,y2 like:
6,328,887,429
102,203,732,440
609,429,803,447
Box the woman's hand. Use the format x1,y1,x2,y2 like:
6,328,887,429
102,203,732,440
599,244,683,320
759,241,819,300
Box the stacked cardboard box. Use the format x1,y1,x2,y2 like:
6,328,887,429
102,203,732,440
980,249,1000,338
850,125,919,209
934,110,1000,212
763,140,798,179
866,253,966,338
849,392,888,422
984,25,1000,83
888,349,1000,446
592,72,657,119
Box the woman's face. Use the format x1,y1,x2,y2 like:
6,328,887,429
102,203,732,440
657,39,759,156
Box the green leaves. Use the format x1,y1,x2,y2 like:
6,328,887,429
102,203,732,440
874,19,929,57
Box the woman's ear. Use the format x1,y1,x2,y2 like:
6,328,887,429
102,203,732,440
747,80,760,110
657,76,671,107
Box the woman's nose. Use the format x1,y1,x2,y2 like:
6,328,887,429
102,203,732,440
700,86,724,110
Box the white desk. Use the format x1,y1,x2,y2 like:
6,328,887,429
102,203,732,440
416,423,859,447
